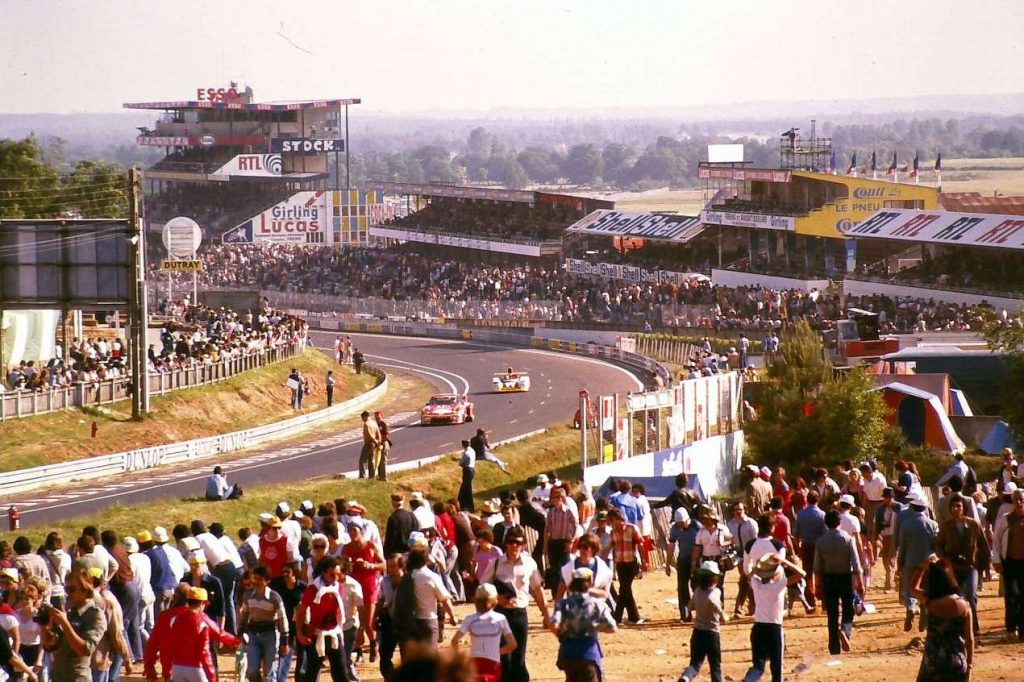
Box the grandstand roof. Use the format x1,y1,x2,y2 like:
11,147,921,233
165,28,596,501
566,209,705,244
123,98,361,111
940,192,1024,215
366,181,535,203
845,208,1024,252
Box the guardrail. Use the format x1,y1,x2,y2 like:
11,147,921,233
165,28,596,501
0,366,387,497
0,344,300,422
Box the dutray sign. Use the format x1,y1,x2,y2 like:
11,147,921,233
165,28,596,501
271,138,345,153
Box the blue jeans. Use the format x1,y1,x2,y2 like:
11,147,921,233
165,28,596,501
246,630,279,682
275,648,294,682
91,671,110,682
953,566,980,633
212,562,240,634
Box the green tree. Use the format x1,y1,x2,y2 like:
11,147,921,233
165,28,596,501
561,144,603,184
981,306,1024,440
60,159,129,218
0,137,60,218
746,320,890,469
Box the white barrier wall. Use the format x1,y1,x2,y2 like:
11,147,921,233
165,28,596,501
842,277,1022,310
711,268,829,292
0,369,387,497
582,431,745,498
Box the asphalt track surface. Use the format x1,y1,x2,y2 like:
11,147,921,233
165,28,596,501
13,332,645,529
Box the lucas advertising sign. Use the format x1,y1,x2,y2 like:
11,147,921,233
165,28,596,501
231,191,327,244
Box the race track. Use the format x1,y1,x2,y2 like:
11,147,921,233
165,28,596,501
13,332,645,528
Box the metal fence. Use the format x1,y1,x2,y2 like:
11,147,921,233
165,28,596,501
0,344,300,422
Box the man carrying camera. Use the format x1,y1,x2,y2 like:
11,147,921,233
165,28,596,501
40,567,109,682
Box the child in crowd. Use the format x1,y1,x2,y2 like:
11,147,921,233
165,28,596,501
678,561,728,682
452,583,517,682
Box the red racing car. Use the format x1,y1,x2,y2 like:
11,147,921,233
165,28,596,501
420,393,475,425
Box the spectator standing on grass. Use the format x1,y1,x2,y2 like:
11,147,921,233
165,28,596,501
677,560,727,682
287,368,302,410
666,507,699,622
192,519,241,635
352,348,365,375
550,567,617,682
480,527,550,682
458,440,476,513
325,371,335,407
384,495,418,557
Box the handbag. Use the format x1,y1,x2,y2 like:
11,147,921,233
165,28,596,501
716,529,739,571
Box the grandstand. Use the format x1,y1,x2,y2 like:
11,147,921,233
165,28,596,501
366,181,612,260
125,84,361,245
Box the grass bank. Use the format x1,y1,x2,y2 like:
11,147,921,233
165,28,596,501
0,349,376,473
21,426,584,546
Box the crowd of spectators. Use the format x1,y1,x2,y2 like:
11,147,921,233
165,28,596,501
385,197,579,241
148,299,309,375
3,447,1022,681
190,243,1010,333
1,301,308,395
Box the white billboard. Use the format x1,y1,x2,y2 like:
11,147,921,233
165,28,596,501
707,144,745,163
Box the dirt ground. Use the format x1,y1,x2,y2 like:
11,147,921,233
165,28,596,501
360,566,1018,682
177,565,1024,682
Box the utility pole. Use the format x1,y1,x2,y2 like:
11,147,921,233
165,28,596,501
127,168,150,417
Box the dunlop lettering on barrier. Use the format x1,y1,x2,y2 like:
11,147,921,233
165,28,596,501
188,441,219,459
125,446,168,472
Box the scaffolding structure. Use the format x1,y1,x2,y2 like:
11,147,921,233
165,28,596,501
779,119,833,171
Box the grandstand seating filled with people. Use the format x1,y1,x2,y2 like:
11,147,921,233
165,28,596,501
192,243,1008,333
384,197,578,241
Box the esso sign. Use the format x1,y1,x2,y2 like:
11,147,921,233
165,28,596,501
196,87,239,103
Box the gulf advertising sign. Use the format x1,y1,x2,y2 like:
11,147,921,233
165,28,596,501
225,191,327,244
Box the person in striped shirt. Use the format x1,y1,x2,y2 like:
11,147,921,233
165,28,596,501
607,508,649,625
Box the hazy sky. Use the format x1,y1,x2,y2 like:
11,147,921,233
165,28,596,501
2,0,1022,114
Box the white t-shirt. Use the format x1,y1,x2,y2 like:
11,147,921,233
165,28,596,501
864,472,887,502
636,496,653,537
750,573,787,625
839,511,861,537
743,537,785,575
458,610,512,663
695,524,732,558
341,576,364,630
195,532,230,566
411,566,450,620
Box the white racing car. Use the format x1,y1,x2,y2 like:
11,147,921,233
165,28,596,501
493,368,530,393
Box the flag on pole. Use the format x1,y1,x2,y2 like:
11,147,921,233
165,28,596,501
886,151,897,176
847,152,858,176
910,152,919,178
870,150,877,179
934,153,942,174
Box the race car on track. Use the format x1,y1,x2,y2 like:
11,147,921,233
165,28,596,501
420,393,475,425
492,368,531,393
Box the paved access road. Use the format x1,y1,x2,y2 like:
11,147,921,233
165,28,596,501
13,332,644,529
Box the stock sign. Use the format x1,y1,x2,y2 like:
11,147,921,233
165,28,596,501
270,138,345,153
